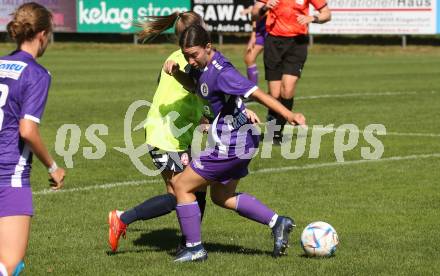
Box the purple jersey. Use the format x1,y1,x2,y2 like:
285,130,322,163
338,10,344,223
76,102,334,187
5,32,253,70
0,50,51,187
190,51,259,159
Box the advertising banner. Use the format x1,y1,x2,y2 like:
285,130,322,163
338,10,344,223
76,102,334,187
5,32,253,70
77,0,190,33
0,0,76,32
192,0,254,33
310,0,439,35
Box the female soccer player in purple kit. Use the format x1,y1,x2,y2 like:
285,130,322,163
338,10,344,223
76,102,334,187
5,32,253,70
0,3,65,275
163,25,306,262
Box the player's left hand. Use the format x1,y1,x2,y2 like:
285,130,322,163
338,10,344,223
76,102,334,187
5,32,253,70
287,112,306,126
297,15,314,25
245,108,261,124
49,167,65,190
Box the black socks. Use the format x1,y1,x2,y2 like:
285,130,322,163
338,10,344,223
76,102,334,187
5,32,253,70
120,193,177,225
266,97,294,137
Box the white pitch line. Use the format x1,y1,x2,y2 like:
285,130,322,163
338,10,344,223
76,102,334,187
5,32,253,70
385,132,440,138
33,178,161,195
33,152,440,196
246,91,436,107
252,153,440,174
278,125,440,138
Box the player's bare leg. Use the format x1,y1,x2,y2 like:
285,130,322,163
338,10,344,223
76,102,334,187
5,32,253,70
0,216,30,275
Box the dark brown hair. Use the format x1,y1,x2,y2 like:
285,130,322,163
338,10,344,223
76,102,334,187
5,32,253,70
179,24,211,49
6,2,53,46
136,11,203,42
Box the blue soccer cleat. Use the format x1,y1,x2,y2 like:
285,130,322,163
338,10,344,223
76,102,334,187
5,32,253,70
272,216,295,258
174,244,208,263
12,260,25,276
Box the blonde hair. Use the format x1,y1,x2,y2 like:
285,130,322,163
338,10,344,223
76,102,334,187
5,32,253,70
6,2,53,46
136,11,204,42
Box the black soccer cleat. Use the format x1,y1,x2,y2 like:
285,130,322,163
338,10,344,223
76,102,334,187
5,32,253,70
272,216,295,258
174,244,208,263
175,236,186,256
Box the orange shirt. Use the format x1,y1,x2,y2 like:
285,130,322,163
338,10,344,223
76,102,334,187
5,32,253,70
258,0,327,37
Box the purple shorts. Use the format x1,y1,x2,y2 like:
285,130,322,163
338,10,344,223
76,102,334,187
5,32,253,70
256,30,267,46
0,186,33,217
190,154,253,185
190,133,259,185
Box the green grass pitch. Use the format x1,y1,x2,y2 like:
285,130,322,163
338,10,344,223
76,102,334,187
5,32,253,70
1,43,439,275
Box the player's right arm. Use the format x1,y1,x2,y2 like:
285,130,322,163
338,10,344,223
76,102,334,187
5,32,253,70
163,60,195,91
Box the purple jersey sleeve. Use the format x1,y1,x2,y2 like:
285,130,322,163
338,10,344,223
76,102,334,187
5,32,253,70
20,73,51,124
217,67,257,98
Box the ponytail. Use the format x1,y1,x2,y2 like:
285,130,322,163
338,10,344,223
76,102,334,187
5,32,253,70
136,11,204,42
135,12,180,42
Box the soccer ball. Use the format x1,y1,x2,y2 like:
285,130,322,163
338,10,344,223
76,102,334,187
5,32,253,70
301,221,339,257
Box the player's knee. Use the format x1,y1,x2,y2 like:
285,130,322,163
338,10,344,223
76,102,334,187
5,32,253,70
244,54,254,66
170,178,187,196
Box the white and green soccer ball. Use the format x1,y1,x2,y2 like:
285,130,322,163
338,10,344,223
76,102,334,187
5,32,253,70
301,221,339,257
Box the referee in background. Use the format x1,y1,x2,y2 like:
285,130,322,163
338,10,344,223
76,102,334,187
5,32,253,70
252,0,331,144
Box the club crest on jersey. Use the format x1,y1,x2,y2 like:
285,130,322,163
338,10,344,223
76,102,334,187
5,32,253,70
201,83,209,97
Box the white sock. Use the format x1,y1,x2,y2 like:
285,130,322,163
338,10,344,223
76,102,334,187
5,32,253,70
116,210,123,218
268,214,279,228
0,262,7,276
186,241,202,248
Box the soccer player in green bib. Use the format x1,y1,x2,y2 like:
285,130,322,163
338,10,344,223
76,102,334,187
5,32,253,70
107,11,261,253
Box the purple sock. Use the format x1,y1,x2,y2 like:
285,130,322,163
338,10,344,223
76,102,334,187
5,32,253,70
235,193,276,225
176,201,201,245
247,65,258,85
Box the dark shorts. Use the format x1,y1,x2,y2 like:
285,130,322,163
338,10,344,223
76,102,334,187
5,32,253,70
148,145,191,173
0,186,33,217
264,34,309,80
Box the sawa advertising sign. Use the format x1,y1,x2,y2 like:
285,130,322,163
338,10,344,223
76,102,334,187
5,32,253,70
310,0,439,34
192,0,254,32
77,0,190,33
